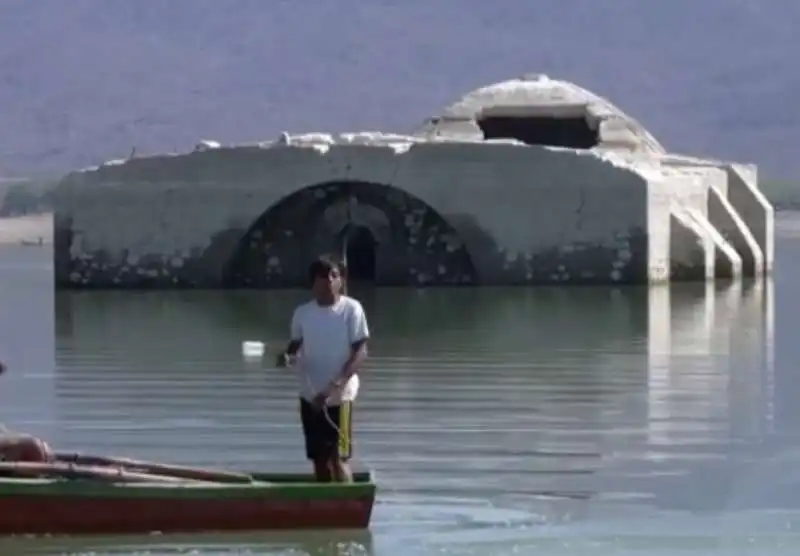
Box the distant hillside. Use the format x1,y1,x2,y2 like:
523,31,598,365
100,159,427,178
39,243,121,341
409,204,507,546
0,0,798,179
762,180,800,210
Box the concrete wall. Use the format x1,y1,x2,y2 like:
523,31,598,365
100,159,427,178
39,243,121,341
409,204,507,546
49,136,657,288
0,133,768,289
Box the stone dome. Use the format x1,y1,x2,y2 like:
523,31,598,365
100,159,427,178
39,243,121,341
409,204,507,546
415,74,666,155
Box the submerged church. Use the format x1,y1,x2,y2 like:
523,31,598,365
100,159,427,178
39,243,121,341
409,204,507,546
37,74,772,288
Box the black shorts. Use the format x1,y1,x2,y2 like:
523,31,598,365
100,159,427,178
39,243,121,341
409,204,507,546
299,398,354,461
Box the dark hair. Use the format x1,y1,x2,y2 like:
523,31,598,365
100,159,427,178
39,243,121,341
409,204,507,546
307,255,348,291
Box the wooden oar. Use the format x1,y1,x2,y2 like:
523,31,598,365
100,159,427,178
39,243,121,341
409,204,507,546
0,461,214,484
55,452,255,484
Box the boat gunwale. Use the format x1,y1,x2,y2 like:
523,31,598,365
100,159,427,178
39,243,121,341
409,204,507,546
0,470,376,500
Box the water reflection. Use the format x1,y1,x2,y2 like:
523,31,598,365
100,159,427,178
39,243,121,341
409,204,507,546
48,282,777,509
0,244,55,439
0,240,788,554
0,530,374,556
647,281,775,449
638,280,776,513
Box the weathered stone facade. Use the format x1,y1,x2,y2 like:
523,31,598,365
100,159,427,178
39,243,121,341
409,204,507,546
45,141,662,289
0,74,775,289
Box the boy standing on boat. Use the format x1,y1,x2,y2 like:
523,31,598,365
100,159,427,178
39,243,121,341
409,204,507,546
277,255,370,483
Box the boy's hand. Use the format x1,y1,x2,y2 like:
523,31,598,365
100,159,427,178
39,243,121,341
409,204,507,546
275,353,297,368
313,379,342,410
312,391,328,410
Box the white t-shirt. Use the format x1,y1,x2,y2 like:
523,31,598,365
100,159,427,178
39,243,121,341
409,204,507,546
290,295,370,404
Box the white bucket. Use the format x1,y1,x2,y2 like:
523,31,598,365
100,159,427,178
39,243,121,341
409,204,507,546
242,341,266,359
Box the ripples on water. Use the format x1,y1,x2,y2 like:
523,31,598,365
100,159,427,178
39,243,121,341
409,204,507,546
2,214,800,554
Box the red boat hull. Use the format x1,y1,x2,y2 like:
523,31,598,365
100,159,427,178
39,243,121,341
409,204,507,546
0,494,374,535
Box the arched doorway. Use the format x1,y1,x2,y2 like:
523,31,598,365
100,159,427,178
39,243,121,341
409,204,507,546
340,224,377,282
223,180,477,288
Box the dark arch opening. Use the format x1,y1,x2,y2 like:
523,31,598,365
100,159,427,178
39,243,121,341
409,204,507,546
341,224,377,283
478,115,599,149
223,180,477,288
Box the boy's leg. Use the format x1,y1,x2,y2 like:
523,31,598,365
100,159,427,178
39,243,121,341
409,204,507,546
299,398,332,482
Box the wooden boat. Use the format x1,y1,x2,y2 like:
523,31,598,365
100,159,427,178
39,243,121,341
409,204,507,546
0,452,376,536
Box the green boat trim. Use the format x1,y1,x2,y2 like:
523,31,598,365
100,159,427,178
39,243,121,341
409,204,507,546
0,471,376,500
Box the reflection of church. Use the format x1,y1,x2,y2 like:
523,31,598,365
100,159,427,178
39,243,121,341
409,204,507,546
647,282,775,446
635,280,777,511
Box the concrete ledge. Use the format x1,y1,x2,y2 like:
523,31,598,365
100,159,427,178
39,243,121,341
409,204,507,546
690,207,742,280
707,185,762,276
669,207,713,281
725,165,774,274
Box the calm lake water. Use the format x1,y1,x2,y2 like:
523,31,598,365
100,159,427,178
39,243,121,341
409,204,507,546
1,214,800,555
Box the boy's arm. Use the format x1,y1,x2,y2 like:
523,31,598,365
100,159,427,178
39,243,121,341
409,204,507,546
334,339,368,385
329,302,370,387
276,309,303,367
284,339,302,355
